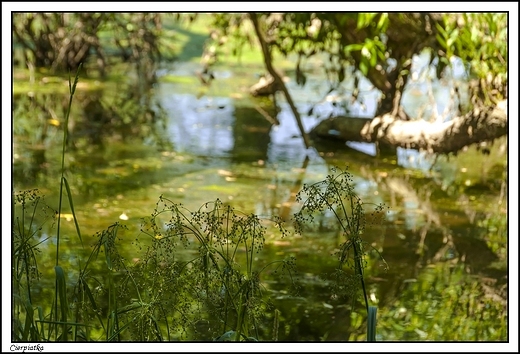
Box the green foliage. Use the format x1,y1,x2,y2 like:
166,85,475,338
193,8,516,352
12,13,169,79
345,13,389,77
293,166,388,338
12,189,298,341
24,194,299,342
12,67,85,342
206,12,506,116
135,196,297,340
12,189,54,341
51,66,83,340
375,262,507,341
12,155,507,342
436,13,507,104
14,165,389,341
478,208,507,266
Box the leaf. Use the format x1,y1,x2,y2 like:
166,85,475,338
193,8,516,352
62,177,83,246
117,301,143,315
81,279,106,332
367,306,377,341
436,34,447,49
370,48,378,67
357,13,377,29
104,239,112,271
214,330,237,341
106,318,133,342
435,22,448,38
376,13,388,31
344,43,363,53
55,265,70,341
23,299,33,341
357,14,366,29
361,46,371,59
359,61,368,76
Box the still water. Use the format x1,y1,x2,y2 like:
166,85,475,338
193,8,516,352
11,61,508,342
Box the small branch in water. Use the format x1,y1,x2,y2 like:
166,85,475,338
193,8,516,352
253,104,280,125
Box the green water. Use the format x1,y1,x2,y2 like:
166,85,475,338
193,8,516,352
11,62,508,342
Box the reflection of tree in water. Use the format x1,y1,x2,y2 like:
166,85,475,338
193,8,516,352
350,165,507,339
13,91,65,182
231,105,277,163
13,82,171,182
71,83,169,149
265,147,507,340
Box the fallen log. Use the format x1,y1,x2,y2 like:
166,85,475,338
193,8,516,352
309,100,507,154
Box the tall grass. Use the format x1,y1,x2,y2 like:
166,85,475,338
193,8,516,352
12,65,298,340
12,71,384,342
12,189,52,341
52,64,85,342
12,66,84,341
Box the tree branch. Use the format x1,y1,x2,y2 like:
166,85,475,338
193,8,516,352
310,101,507,154
249,13,312,149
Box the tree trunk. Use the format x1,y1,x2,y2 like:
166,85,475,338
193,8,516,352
249,13,312,149
309,101,507,154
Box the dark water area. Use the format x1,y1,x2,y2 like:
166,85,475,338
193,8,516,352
11,60,508,342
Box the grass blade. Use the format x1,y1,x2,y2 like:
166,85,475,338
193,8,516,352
55,266,70,341
107,318,133,342
62,176,83,246
367,306,377,341
22,299,34,341
81,278,107,333
36,306,45,341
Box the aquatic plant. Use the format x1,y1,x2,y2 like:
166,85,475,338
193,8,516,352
136,196,297,341
12,66,85,342
11,62,390,343
12,65,298,342
293,166,388,341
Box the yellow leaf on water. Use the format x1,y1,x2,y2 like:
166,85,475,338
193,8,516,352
272,240,291,246
48,118,60,126
59,213,74,221
218,169,233,177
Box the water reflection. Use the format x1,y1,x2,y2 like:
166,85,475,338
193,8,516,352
11,58,507,341
13,81,172,184
232,106,273,162
162,93,234,157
